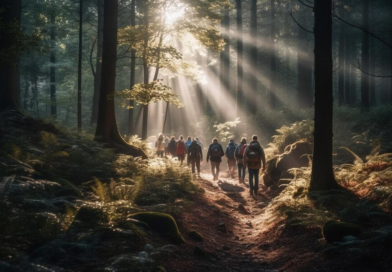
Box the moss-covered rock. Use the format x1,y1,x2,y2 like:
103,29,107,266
128,212,185,244
322,220,362,243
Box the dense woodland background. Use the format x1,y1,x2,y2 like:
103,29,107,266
2,0,392,271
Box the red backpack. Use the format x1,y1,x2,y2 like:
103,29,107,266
239,144,248,158
176,140,186,155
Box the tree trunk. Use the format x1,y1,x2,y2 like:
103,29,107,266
310,0,339,191
94,0,147,158
220,7,230,120
128,0,136,135
77,0,83,133
50,5,57,117
141,1,150,140
269,0,277,110
360,0,370,113
248,0,258,114
0,0,21,110
297,10,313,108
338,23,345,107
235,0,243,119
91,0,104,125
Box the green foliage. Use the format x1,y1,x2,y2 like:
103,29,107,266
214,118,240,143
271,120,314,153
129,212,186,244
117,80,183,108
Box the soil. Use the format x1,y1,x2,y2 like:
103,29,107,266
163,170,391,272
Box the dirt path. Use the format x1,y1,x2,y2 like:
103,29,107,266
165,170,285,272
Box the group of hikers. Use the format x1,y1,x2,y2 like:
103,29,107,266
155,133,266,196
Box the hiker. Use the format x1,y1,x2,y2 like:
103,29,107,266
234,137,247,183
185,136,192,166
176,135,186,166
187,139,203,176
206,138,224,180
225,139,238,178
164,135,170,156
243,135,266,196
168,136,177,156
195,137,203,149
155,133,165,157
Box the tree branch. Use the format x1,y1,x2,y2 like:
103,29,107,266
289,10,313,34
352,61,392,78
298,0,313,9
332,13,392,50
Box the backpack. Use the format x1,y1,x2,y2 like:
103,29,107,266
210,144,221,157
176,141,186,155
227,144,237,159
189,144,200,159
238,144,248,158
246,145,260,162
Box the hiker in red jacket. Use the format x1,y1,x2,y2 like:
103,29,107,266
176,135,186,166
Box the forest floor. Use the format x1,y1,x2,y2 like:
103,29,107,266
163,169,391,272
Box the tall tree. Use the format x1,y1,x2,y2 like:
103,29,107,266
297,7,313,108
235,0,243,118
94,0,147,158
360,0,370,112
269,0,277,110
338,23,345,107
128,0,136,135
248,0,258,114
50,2,57,117
309,0,339,191
0,0,22,110
91,0,104,125
219,7,230,120
77,0,83,133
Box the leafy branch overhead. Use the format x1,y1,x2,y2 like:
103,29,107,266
117,80,183,108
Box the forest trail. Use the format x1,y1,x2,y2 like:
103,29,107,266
164,169,289,272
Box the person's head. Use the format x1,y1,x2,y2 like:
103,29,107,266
195,137,199,141
229,139,234,143
187,136,191,141
158,133,163,140
212,138,218,143
252,135,258,141
170,136,175,140
241,137,247,144
192,140,197,144
179,135,183,140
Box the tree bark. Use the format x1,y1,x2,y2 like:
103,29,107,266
269,0,277,110
94,0,147,158
310,0,339,191
50,4,57,117
235,0,243,118
128,0,136,135
338,23,345,107
91,0,104,125
0,0,22,110
360,0,370,113
297,10,313,108
77,0,83,133
248,0,258,114
220,7,230,120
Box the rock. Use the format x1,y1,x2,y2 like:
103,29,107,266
238,204,250,214
276,140,312,172
217,222,227,233
322,220,362,243
188,230,204,242
245,221,253,228
128,212,186,244
194,245,206,257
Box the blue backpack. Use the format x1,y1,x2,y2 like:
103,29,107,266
227,144,237,159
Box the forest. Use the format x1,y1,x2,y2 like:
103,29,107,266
1,0,392,271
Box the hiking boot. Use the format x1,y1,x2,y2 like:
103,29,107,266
249,190,253,196
254,190,258,196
